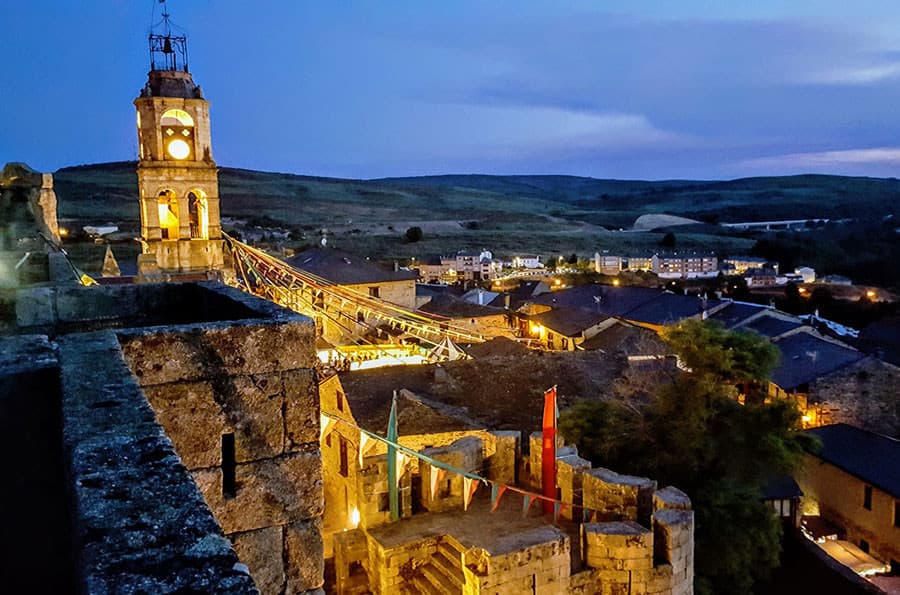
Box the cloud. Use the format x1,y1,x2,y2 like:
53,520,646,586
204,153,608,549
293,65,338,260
806,61,900,85
739,147,900,170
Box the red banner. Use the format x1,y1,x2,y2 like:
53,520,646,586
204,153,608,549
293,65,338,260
542,386,557,514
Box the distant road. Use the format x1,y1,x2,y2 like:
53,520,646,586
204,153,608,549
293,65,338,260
720,218,829,230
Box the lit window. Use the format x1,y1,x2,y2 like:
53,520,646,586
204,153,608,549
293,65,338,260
157,190,179,240
187,190,209,239
160,108,194,127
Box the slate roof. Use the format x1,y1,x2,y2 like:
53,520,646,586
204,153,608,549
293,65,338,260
623,293,721,326
805,424,900,498
707,301,767,328
761,475,803,500
343,387,479,436
529,284,662,316
579,321,668,354
742,314,803,339
418,294,506,319
285,248,419,285
857,316,900,367
771,330,865,390
529,307,609,337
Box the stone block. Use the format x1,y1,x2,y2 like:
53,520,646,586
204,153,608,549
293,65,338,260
284,368,319,449
120,319,316,386
15,287,55,328
143,381,227,469
231,526,285,595
57,285,137,323
285,518,324,593
652,509,694,569
653,486,691,512
194,451,323,534
582,467,656,523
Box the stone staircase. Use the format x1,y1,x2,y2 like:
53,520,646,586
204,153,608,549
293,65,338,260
407,537,465,595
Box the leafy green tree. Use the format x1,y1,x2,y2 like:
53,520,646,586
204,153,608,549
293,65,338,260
405,226,423,243
559,320,812,595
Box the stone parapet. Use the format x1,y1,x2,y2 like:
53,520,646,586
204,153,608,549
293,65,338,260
58,330,256,593
582,467,657,525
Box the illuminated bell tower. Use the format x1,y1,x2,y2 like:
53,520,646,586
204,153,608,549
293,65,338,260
134,5,223,279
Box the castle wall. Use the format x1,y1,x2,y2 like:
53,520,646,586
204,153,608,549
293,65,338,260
57,329,257,593
117,292,324,594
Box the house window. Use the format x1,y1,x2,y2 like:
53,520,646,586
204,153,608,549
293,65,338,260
379,492,390,512
368,286,380,298
860,539,869,553
336,390,345,412
864,485,873,510
325,432,332,448
561,337,569,350
894,501,900,528
547,333,555,350
357,311,365,323
339,438,349,477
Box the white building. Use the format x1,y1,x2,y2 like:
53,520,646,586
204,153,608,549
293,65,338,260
511,255,542,269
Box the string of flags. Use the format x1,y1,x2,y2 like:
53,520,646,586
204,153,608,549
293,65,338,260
320,411,607,523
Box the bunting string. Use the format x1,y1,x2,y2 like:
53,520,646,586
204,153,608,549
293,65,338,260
323,412,606,519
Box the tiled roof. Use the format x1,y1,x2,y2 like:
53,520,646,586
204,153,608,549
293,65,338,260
285,248,418,285
771,330,864,390
805,424,900,498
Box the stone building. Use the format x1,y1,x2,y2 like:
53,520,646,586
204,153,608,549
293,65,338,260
798,424,899,575
285,247,418,343
320,375,695,594
134,21,224,280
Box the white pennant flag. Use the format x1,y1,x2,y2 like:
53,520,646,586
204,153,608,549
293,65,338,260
430,467,446,500
395,451,407,479
358,432,372,467
320,414,335,440
463,477,479,511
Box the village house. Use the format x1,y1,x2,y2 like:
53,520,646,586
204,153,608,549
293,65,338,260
415,254,456,284
744,267,778,288
285,247,418,343
651,253,719,279
525,307,614,351
795,266,817,284
798,424,899,579
511,255,543,269
723,256,777,274
455,250,502,281
593,253,622,275
418,294,514,339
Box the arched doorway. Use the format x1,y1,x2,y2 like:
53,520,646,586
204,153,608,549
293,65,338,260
187,190,209,239
157,189,179,239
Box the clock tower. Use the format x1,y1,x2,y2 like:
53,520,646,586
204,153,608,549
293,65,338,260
134,5,223,280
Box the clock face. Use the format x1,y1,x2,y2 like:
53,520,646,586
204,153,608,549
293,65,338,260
167,139,191,160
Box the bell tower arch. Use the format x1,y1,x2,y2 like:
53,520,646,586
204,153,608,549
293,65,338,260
134,2,223,280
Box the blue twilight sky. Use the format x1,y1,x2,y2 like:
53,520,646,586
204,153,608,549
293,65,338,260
5,1,900,180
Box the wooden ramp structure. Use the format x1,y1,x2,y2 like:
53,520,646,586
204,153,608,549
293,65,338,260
224,234,483,360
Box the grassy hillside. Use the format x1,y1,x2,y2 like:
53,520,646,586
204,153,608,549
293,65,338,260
53,162,899,263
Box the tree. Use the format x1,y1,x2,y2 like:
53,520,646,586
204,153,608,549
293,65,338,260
405,226,423,243
566,253,578,264
559,320,812,595
660,231,676,248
